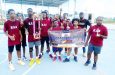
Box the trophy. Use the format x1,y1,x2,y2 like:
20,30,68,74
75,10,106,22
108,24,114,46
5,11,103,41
33,14,41,39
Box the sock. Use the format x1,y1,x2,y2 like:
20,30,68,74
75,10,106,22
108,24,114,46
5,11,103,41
30,58,33,60
74,54,77,57
48,52,52,55
36,57,38,59
67,56,70,59
94,62,96,65
18,58,21,60
58,54,61,57
53,54,56,57
9,61,12,64
40,53,43,55
57,53,61,57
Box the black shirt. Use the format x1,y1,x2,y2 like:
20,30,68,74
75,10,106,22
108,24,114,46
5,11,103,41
79,19,91,29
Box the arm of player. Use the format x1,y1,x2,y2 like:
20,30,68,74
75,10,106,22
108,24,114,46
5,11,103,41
19,30,22,42
85,34,91,46
100,34,107,39
4,31,15,41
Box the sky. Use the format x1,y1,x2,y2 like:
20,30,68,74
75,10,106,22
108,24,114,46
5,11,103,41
60,0,115,18
0,0,115,18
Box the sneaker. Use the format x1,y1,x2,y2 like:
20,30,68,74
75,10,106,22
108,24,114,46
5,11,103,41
39,53,43,59
53,56,57,61
46,50,50,53
84,60,91,66
58,56,62,62
9,63,15,71
36,58,41,64
23,56,28,61
49,54,53,59
18,60,25,66
29,59,35,67
63,58,70,62
92,64,97,70
83,53,86,57
74,56,78,62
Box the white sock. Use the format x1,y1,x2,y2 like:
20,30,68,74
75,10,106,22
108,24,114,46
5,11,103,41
9,61,12,64
36,57,38,59
67,56,70,59
48,52,52,55
40,53,43,55
18,58,21,60
53,54,56,57
74,54,77,57
58,55,61,57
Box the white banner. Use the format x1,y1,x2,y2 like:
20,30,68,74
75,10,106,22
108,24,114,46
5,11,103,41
48,29,85,48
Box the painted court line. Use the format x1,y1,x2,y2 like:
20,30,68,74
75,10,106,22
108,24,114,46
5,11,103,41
22,63,36,75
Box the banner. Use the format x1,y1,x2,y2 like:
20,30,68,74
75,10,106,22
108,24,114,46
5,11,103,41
48,29,85,48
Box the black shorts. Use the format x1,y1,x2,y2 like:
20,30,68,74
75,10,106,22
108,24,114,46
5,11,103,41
21,26,26,47
22,40,27,47
8,44,21,53
21,35,27,47
41,36,50,46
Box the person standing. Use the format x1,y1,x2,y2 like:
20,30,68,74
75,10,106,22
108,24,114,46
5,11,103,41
84,16,108,70
4,9,25,71
24,8,41,67
79,12,91,57
17,13,27,61
39,11,53,59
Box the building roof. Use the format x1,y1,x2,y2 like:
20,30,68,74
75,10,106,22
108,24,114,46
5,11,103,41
3,0,68,7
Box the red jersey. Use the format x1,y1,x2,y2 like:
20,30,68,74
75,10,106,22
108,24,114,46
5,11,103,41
4,20,21,46
88,25,108,46
51,26,62,31
70,25,82,30
24,18,40,42
40,18,51,37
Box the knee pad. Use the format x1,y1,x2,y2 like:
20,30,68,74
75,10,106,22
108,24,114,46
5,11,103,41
29,48,33,52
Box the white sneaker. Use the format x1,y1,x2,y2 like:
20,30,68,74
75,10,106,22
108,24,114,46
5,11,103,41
9,63,15,71
23,56,28,61
18,60,25,65
83,53,86,57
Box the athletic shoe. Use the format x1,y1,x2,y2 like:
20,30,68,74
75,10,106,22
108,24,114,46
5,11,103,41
29,59,35,67
39,52,43,59
46,50,50,53
36,58,41,64
9,63,15,71
63,58,70,62
18,60,25,65
53,56,57,61
92,64,97,70
49,54,53,59
74,56,78,62
23,56,28,61
84,60,91,66
58,56,62,61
